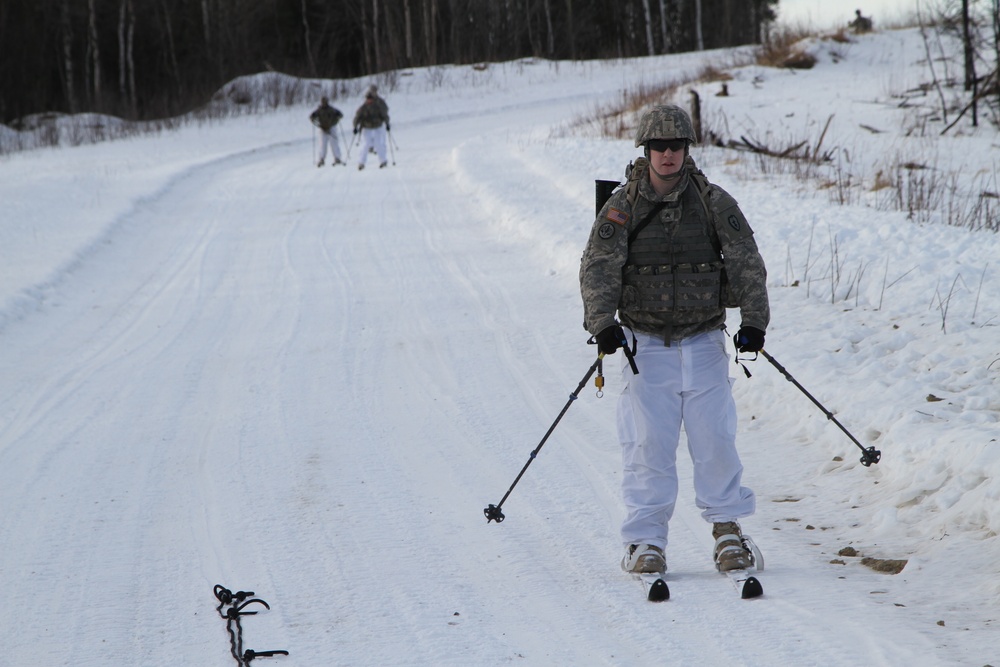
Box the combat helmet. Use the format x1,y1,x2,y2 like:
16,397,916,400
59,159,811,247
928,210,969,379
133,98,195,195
634,104,697,147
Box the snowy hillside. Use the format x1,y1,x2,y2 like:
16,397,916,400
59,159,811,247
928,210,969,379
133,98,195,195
1,27,998,666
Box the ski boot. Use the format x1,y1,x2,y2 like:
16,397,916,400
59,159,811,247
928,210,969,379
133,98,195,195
621,544,666,574
713,522,764,572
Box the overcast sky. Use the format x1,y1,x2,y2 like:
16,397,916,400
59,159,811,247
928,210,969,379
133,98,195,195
775,0,920,29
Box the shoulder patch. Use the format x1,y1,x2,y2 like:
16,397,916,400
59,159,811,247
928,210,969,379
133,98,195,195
728,214,741,231
606,207,629,225
598,222,617,240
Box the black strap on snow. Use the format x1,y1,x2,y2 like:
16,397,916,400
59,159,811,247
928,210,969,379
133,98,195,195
214,585,289,666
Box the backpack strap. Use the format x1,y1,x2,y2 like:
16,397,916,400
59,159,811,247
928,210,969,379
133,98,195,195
624,159,644,210
689,167,712,219
622,156,717,244
626,202,668,244
623,158,666,244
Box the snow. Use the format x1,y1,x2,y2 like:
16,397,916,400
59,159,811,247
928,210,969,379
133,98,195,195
1,28,998,666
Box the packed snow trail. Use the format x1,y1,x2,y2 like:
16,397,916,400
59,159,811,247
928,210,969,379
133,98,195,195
0,93,970,665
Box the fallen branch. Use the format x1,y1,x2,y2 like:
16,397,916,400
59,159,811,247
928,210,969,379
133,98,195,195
941,68,999,135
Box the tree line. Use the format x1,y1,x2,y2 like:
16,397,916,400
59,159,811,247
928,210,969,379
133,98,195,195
0,0,778,125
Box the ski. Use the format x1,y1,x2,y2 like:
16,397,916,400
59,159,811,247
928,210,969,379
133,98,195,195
635,572,670,602
722,568,764,599
717,534,764,599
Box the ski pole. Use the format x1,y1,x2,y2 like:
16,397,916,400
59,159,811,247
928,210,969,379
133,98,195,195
347,129,359,160
484,354,607,523
386,128,396,166
760,349,881,467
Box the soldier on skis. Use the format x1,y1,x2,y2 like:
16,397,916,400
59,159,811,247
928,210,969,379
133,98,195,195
352,85,391,170
579,104,770,576
309,96,344,167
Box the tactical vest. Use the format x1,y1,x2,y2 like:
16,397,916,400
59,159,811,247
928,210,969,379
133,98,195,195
620,161,726,329
314,106,341,131
356,100,387,129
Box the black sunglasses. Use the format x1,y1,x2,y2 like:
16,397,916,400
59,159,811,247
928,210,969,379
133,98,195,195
647,138,687,153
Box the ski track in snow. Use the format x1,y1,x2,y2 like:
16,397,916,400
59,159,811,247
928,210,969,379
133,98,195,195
1,38,997,665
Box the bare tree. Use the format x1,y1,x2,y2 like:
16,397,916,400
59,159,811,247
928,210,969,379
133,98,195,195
403,0,414,65
659,0,670,52
60,0,78,113
158,0,181,91
301,0,317,76
87,0,102,110
118,0,128,100
641,0,656,55
200,0,212,57
962,0,978,125
565,0,576,59
422,0,437,65
995,0,1000,110
117,0,136,116
694,0,704,51
544,0,555,55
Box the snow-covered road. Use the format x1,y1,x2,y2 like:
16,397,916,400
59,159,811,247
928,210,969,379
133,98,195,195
2,32,998,666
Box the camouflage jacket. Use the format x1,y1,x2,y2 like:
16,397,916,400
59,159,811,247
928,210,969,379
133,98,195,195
310,104,343,131
579,157,769,343
353,96,390,130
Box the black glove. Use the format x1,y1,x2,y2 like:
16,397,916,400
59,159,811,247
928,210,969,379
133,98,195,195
385,123,391,132
733,326,765,353
353,127,359,135
595,325,626,355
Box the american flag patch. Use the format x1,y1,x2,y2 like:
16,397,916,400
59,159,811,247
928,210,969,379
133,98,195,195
606,207,629,225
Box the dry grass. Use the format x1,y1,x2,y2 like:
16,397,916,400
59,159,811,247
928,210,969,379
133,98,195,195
567,80,683,141
697,64,734,83
870,170,894,192
756,25,816,69
570,23,1000,235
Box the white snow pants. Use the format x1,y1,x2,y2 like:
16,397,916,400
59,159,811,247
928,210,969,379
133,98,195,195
616,328,755,550
318,129,342,162
357,126,387,167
